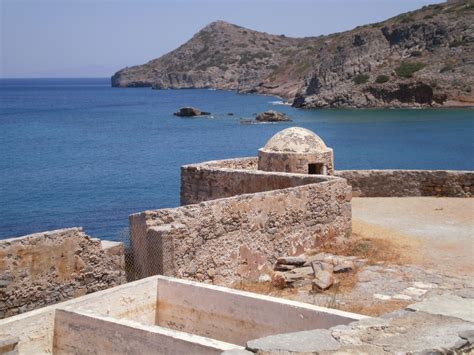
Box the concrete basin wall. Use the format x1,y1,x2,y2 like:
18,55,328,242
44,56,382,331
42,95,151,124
0,277,159,354
154,277,366,346
0,276,366,354
54,309,239,355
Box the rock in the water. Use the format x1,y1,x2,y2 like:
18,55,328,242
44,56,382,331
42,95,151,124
246,329,341,353
276,255,306,266
255,110,291,122
312,270,335,291
174,107,211,117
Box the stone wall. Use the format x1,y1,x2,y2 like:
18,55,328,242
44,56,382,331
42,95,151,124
335,170,473,197
181,157,333,205
131,178,352,285
0,228,125,319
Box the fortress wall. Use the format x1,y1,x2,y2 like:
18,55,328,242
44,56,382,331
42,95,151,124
181,157,332,205
131,178,352,285
335,170,473,197
0,228,125,319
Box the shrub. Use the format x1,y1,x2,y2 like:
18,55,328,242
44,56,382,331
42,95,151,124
375,75,390,84
353,74,370,85
296,61,311,75
395,61,426,78
449,39,465,48
399,14,414,23
440,64,453,73
410,50,422,57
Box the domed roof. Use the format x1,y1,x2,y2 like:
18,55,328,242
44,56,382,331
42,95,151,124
260,127,329,154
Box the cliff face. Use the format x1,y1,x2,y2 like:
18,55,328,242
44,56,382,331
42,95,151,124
112,1,474,108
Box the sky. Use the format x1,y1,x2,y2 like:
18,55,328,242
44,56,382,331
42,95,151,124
1,0,444,78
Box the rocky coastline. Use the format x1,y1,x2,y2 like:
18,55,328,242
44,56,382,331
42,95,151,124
112,1,473,109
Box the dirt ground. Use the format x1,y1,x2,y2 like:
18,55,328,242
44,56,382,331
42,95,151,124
352,197,474,276
235,197,474,317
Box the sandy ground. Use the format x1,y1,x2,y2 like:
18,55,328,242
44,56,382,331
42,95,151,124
352,197,474,276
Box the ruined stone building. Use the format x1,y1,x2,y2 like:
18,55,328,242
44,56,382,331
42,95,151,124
0,127,472,354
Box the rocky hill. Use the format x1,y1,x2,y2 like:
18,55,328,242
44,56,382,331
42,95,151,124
112,1,474,108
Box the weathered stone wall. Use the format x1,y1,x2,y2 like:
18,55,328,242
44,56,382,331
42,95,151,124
258,149,334,175
335,170,473,197
0,228,125,319
181,157,333,205
131,178,352,285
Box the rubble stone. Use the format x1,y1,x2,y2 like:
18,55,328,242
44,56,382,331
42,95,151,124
276,256,306,266
312,270,335,291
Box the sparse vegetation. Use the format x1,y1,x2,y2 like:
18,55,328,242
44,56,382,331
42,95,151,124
295,61,312,75
280,48,294,56
410,50,422,57
440,64,454,73
353,74,370,85
395,61,426,78
375,75,390,84
399,14,415,23
449,38,466,48
239,51,270,65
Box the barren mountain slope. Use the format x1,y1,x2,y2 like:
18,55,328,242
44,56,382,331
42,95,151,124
112,1,474,108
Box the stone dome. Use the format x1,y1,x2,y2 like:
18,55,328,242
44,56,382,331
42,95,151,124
260,127,329,154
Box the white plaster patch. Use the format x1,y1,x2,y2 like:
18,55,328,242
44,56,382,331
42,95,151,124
393,294,413,301
403,287,428,297
373,294,392,301
411,282,437,289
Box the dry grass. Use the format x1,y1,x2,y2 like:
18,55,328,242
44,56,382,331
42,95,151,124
310,219,423,266
232,279,298,298
232,220,427,316
340,299,412,317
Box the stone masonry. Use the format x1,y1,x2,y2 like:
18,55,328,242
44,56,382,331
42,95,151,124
336,169,473,197
131,175,352,285
0,228,125,319
131,127,473,286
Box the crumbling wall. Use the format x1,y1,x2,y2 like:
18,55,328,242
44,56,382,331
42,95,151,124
181,157,331,205
131,179,352,285
336,170,473,197
0,228,125,319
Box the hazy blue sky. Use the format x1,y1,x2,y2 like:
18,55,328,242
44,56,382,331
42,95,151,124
1,0,444,78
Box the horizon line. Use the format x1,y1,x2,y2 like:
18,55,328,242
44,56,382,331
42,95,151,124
0,77,111,80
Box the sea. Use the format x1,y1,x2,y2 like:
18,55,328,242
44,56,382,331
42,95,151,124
1,78,473,241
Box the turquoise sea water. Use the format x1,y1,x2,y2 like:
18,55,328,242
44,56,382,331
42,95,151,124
1,78,473,240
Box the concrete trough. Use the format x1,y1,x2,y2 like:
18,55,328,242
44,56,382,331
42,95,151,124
1,276,367,354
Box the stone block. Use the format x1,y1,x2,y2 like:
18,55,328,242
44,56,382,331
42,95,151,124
246,329,341,353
